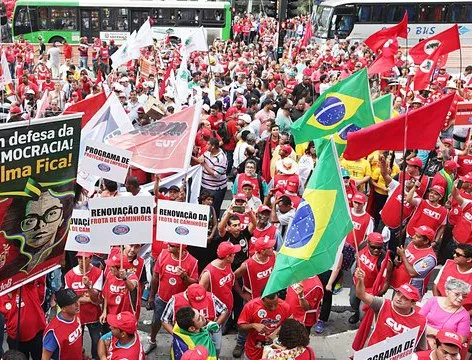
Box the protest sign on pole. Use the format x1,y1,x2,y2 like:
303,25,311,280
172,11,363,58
0,114,81,296
156,200,209,248
65,209,111,254
89,196,154,246
80,140,132,184
353,327,419,360
455,102,472,127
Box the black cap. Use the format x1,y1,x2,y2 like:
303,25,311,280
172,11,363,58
55,289,79,308
168,185,180,192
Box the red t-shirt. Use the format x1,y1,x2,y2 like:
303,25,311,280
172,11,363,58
63,44,73,59
238,298,292,360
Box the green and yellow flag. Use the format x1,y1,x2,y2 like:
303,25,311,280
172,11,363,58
373,93,393,123
291,68,375,144
262,138,353,297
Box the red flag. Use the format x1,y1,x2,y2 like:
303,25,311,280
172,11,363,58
159,65,172,101
413,48,440,91
261,140,272,183
94,68,103,85
352,250,391,351
367,53,396,76
301,21,312,47
63,91,107,128
343,94,455,160
364,13,408,52
409,25,460,64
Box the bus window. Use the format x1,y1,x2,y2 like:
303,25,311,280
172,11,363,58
418,4,446,22
38,7,48,29
202,9,224,26
334,14,354,37
357,5,371,23
314,6,333,38
101,8,129,31
387,4,417,22
50,8,77,30
176,9,200,26
152,8,176,26
371,5,384,22
102,8,113,30
13,6,38,34
117,9,128,31
450,4,472,22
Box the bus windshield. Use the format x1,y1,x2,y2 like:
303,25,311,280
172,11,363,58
313,6,332,38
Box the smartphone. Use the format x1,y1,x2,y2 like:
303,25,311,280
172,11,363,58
457,180,464,189
233,205,245,214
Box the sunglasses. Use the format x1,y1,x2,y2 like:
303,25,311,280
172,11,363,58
454,251,467,258
369,244,383,250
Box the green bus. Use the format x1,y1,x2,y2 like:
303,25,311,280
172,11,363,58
12,0,232,44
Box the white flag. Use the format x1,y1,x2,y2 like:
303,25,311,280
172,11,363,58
0,51,12,87
175,62,190,107
110,31,137,69
182,27,208,53
133,19,154,50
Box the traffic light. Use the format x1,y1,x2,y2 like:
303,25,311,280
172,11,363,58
266,0,277,18
287,0,299,18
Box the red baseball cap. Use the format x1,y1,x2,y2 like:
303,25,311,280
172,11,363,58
254,237,276,252
442,138,454,146
234,193,247,201
280,144,293,155
107,311,137,333
235,97,244,103
406,157,423,168
460,172,472,183
367,232,383,245
443,160,459,172
181,345,209,360
430,185,445,198
436,329,463,348
257,205,271,213
414,225,435,241
186,284,209,307
396,283,420,302
168,242,187,248
352,192,367,204
217,241,241,258
241,180,255,188
9,106,22,114
104,254,130,269
76,252,93,258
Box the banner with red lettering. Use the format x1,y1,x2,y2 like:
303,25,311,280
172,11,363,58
0,114,81,296
107,102,202,173
140,57,157,78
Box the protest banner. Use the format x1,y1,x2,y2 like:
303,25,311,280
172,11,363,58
353,327,419,360
0,114,81,296
107,102,202,173
140,57,157,78
65,209,111,254
89,196,153,246
455,102,472,127
157,200,209,248
80,140,132,184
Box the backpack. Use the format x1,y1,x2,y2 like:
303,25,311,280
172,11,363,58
218,121,231,144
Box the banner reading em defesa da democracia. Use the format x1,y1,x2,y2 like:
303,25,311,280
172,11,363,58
0,114,81,296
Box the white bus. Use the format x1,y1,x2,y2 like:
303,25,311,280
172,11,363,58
313,0,472,44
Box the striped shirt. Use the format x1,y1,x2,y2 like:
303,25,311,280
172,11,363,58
202,149,228,190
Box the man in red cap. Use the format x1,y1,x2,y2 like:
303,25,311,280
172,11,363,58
283,179,302,209
413,329,462,360
161,284,228,355
345,192,374,251
355,268,427,350
349,233,393,324
391,225,437,297
241,181,263,211
238,292,292,360
200,241,240,316
431,159,459,203
101,254,139,324
64,252,103,359
456,142,472,177
97,311,145,359
452,175,472,244
406,183,447,245
146,243,198,354
398,157,429,196
250,205,283,255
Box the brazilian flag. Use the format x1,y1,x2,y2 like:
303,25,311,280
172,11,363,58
373,93,393,123
263,138,353,297
291,68,375,144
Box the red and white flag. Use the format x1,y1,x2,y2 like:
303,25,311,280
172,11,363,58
34,90,49,119
413,48,441,90
409,25,460,64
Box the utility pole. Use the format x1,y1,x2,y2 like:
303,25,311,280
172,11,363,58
277,0,287,59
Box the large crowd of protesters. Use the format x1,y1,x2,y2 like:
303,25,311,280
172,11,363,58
1,10,472,360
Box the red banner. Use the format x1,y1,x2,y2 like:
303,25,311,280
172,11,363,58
455,102,472,127
107,103,201,173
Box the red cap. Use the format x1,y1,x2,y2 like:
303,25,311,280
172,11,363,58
235,97,244,103
234,193,247,201
442,138,454,146
460,172,472,183
436,330,463,348
443,160,459,172
181,346,209,360
76,252,93,258
107,311,137,333
217,241,241,258
367,232,384,245
414,225,435,241
137,106,145,114
168,242,187,248
9,106,22,114
397,283,420,302
254,237,276,252
104,254,130,269
352,192,367,204
241,180,255,188
406,157,423,168
257,205,271,213
280,144,293,155
430,185,445,197
186,284,209,306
